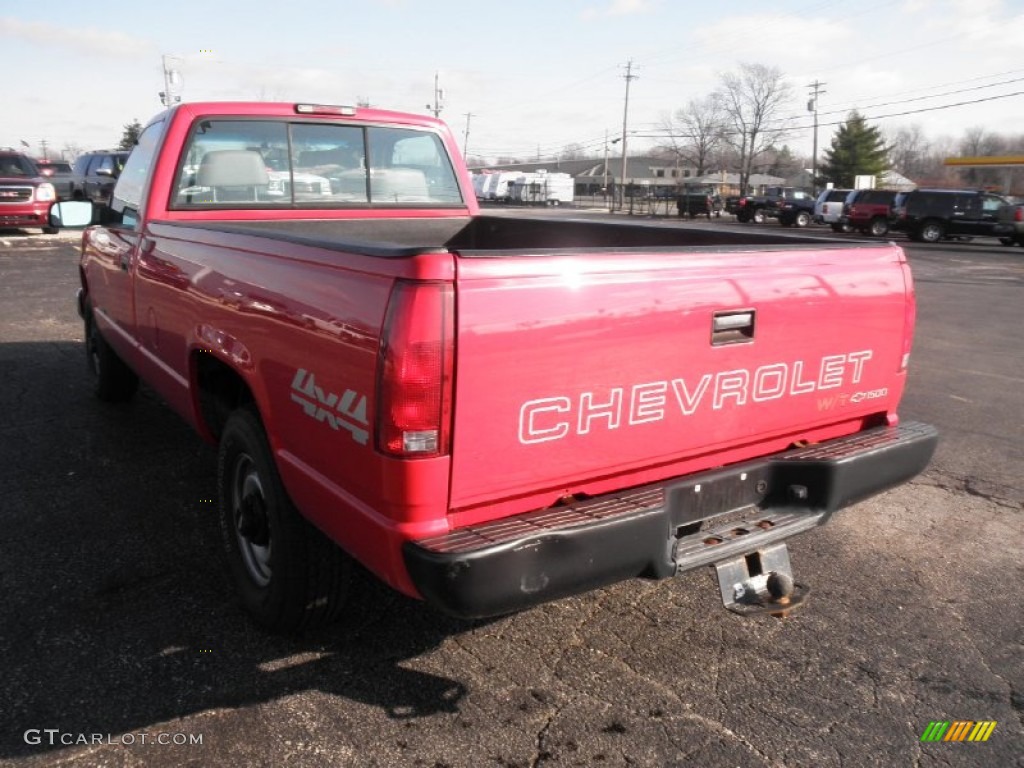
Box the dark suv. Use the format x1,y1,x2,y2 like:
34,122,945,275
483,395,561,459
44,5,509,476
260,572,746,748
34,159,74,200
0,151,58,233
71,150,130,203
890,189,1009,243
841,189,898,237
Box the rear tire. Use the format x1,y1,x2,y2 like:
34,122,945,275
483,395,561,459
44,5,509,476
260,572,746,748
919,220,945,243
752,208,766,224
869,218,890,237
42,227,59,235
218,407,352,633
85,307,138,402
999,237,1015,246
794,211,811,228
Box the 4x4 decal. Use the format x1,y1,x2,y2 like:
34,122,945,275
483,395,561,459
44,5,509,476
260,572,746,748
290,368,369,446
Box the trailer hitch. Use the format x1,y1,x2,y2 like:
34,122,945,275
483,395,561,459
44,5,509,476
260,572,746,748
713,543,809,617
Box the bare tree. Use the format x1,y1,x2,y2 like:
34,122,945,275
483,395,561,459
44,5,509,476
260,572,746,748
958,126,1009,187
658,95,724,176
61,142,84,163
560,143,591,161
887,124,931,178
716,63,794,192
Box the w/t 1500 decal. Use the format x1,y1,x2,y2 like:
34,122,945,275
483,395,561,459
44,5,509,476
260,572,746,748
519,350,876,444
290,368,369,445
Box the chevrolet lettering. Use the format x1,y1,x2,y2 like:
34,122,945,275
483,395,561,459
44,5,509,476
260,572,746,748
520,350,874,444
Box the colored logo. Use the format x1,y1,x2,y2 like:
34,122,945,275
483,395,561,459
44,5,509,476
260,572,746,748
920,721,997,742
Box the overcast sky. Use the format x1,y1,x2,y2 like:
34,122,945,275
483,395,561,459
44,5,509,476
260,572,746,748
2,0,1023,164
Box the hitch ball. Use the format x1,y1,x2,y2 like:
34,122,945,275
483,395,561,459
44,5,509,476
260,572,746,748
766,571,795,601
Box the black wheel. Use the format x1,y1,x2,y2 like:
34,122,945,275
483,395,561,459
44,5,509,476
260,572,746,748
830,223,845,232
869,218,890,237
794,211,811,228
737,211,751,223
42,227,59,235
85,307,138,402
999,237,1015,246
919,220,945,243
218,407,352,632
752,208,766,224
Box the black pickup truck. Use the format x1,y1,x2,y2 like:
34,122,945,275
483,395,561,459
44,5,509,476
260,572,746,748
676,185,723,219
735,186,816,227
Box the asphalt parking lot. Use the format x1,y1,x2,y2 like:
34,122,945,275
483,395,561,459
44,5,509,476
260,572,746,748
1,222,1021,767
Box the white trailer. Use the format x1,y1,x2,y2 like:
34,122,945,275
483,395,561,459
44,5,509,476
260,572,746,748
508,171,574,206
488,171,521,201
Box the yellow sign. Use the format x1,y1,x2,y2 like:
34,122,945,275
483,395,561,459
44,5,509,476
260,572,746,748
943,156,1024,167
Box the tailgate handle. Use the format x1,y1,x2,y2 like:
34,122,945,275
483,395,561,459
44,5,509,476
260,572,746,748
712,310,755,345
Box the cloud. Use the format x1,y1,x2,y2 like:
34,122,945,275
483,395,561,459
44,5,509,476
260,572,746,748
0,17,156,60
582,0,656,20
691,14,850,64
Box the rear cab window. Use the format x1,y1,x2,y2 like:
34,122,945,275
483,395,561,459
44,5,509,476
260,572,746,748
171,118,464,209
112,119,167,228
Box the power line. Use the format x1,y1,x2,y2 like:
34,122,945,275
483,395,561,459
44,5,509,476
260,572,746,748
811,75,1024,120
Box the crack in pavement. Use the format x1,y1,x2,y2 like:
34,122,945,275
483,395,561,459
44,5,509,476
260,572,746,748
915,473,1022,512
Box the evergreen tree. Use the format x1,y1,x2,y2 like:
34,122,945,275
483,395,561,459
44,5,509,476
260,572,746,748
819,111,888,188
118,119,143,150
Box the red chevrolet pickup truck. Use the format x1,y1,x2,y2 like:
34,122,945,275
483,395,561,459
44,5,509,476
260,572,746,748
53,102,937,632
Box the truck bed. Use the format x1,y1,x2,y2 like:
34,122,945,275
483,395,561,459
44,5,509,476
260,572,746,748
169,215,857,257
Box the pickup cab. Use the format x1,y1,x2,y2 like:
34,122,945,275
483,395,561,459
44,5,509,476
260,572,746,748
676,185,722,219
57,102,937,631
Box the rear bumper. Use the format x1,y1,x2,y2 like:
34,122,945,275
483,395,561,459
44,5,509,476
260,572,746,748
404,422,938,618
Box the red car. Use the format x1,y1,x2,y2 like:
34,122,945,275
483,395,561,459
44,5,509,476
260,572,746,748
841,189,898,236
0,151,58,233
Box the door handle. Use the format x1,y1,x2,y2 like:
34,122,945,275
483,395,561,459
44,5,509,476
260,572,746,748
712,310,755,345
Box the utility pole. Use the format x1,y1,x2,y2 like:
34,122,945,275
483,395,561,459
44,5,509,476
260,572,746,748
462,112,474,159
618,59,638,212
425,72,444,118
807,80,826,192
39,140,49,160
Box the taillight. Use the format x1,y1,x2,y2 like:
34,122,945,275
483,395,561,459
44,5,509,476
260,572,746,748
376,280,454,457
1015,207,1023,223
899,261,916,373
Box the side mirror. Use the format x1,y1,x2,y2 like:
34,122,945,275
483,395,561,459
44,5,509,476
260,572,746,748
49,201,96,229
95,167,114,177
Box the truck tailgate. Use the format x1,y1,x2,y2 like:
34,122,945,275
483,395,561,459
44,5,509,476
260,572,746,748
448,243,911,512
